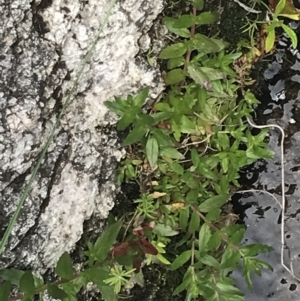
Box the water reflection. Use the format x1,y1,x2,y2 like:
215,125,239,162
232,25,300,300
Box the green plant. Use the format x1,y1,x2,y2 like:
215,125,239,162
242,0,298,53
103,1,276,300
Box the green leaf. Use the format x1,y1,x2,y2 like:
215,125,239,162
160,147,184,159
191,148,200,168
229,227,245,244
221,246,241,270
217,132,230,150
206,232,221,251
165,69,186,85
281,24,298,48
155,102,172,112
146,137,159,168
199,223,211,253
170,162,184,175
151,112,173,123
0,281,11,301
104,100,126,116
186,189,199,203
221,157,229,173
48,284,68,300
159,43,188,59
189,0,204,10
239,244,273,257
167,57,185,69
56,252,73,281
0,269,24,286
205,208,221,221
195,12,219,25
133,87,149,107
61,276,87,301
179,207,189,231
180,115,196,133
123,124,148,146
244,91,260,105
86,267,110,287
189,34,227,53
274,0,286,16
164,17,191,38
187,65,212,90
216,281,244,297
188,210,200,233
200,254,220,269
19,271,35,298
173,14,195,28
170,250,192,270
198,194,229,213
94,219,123,262
153,224,179,236
117,111,137,130
265,28,275,53
200,67,226,81
99,285,118,301
152,128,174,147
173,275,192,295
138,114,156,126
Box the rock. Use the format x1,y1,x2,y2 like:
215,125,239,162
0,0,164,273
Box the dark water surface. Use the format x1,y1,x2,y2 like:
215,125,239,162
232,22,300,300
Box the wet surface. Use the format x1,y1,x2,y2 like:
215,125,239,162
232,21,300,300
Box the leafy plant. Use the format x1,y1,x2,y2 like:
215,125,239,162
242,0,298,53
103,1,275,300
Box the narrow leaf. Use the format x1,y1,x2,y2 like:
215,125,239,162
188,210,200,233
146,137,159,168
133,87,149,107
160,147,184,159
281,24,298,48
170,250,192,270
123,124,148,146
198,194,229,213
274,0,286,16
265,29,275,53
179,207,189,231
199,223,211,253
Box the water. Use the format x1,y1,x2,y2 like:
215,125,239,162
232,23,300,300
